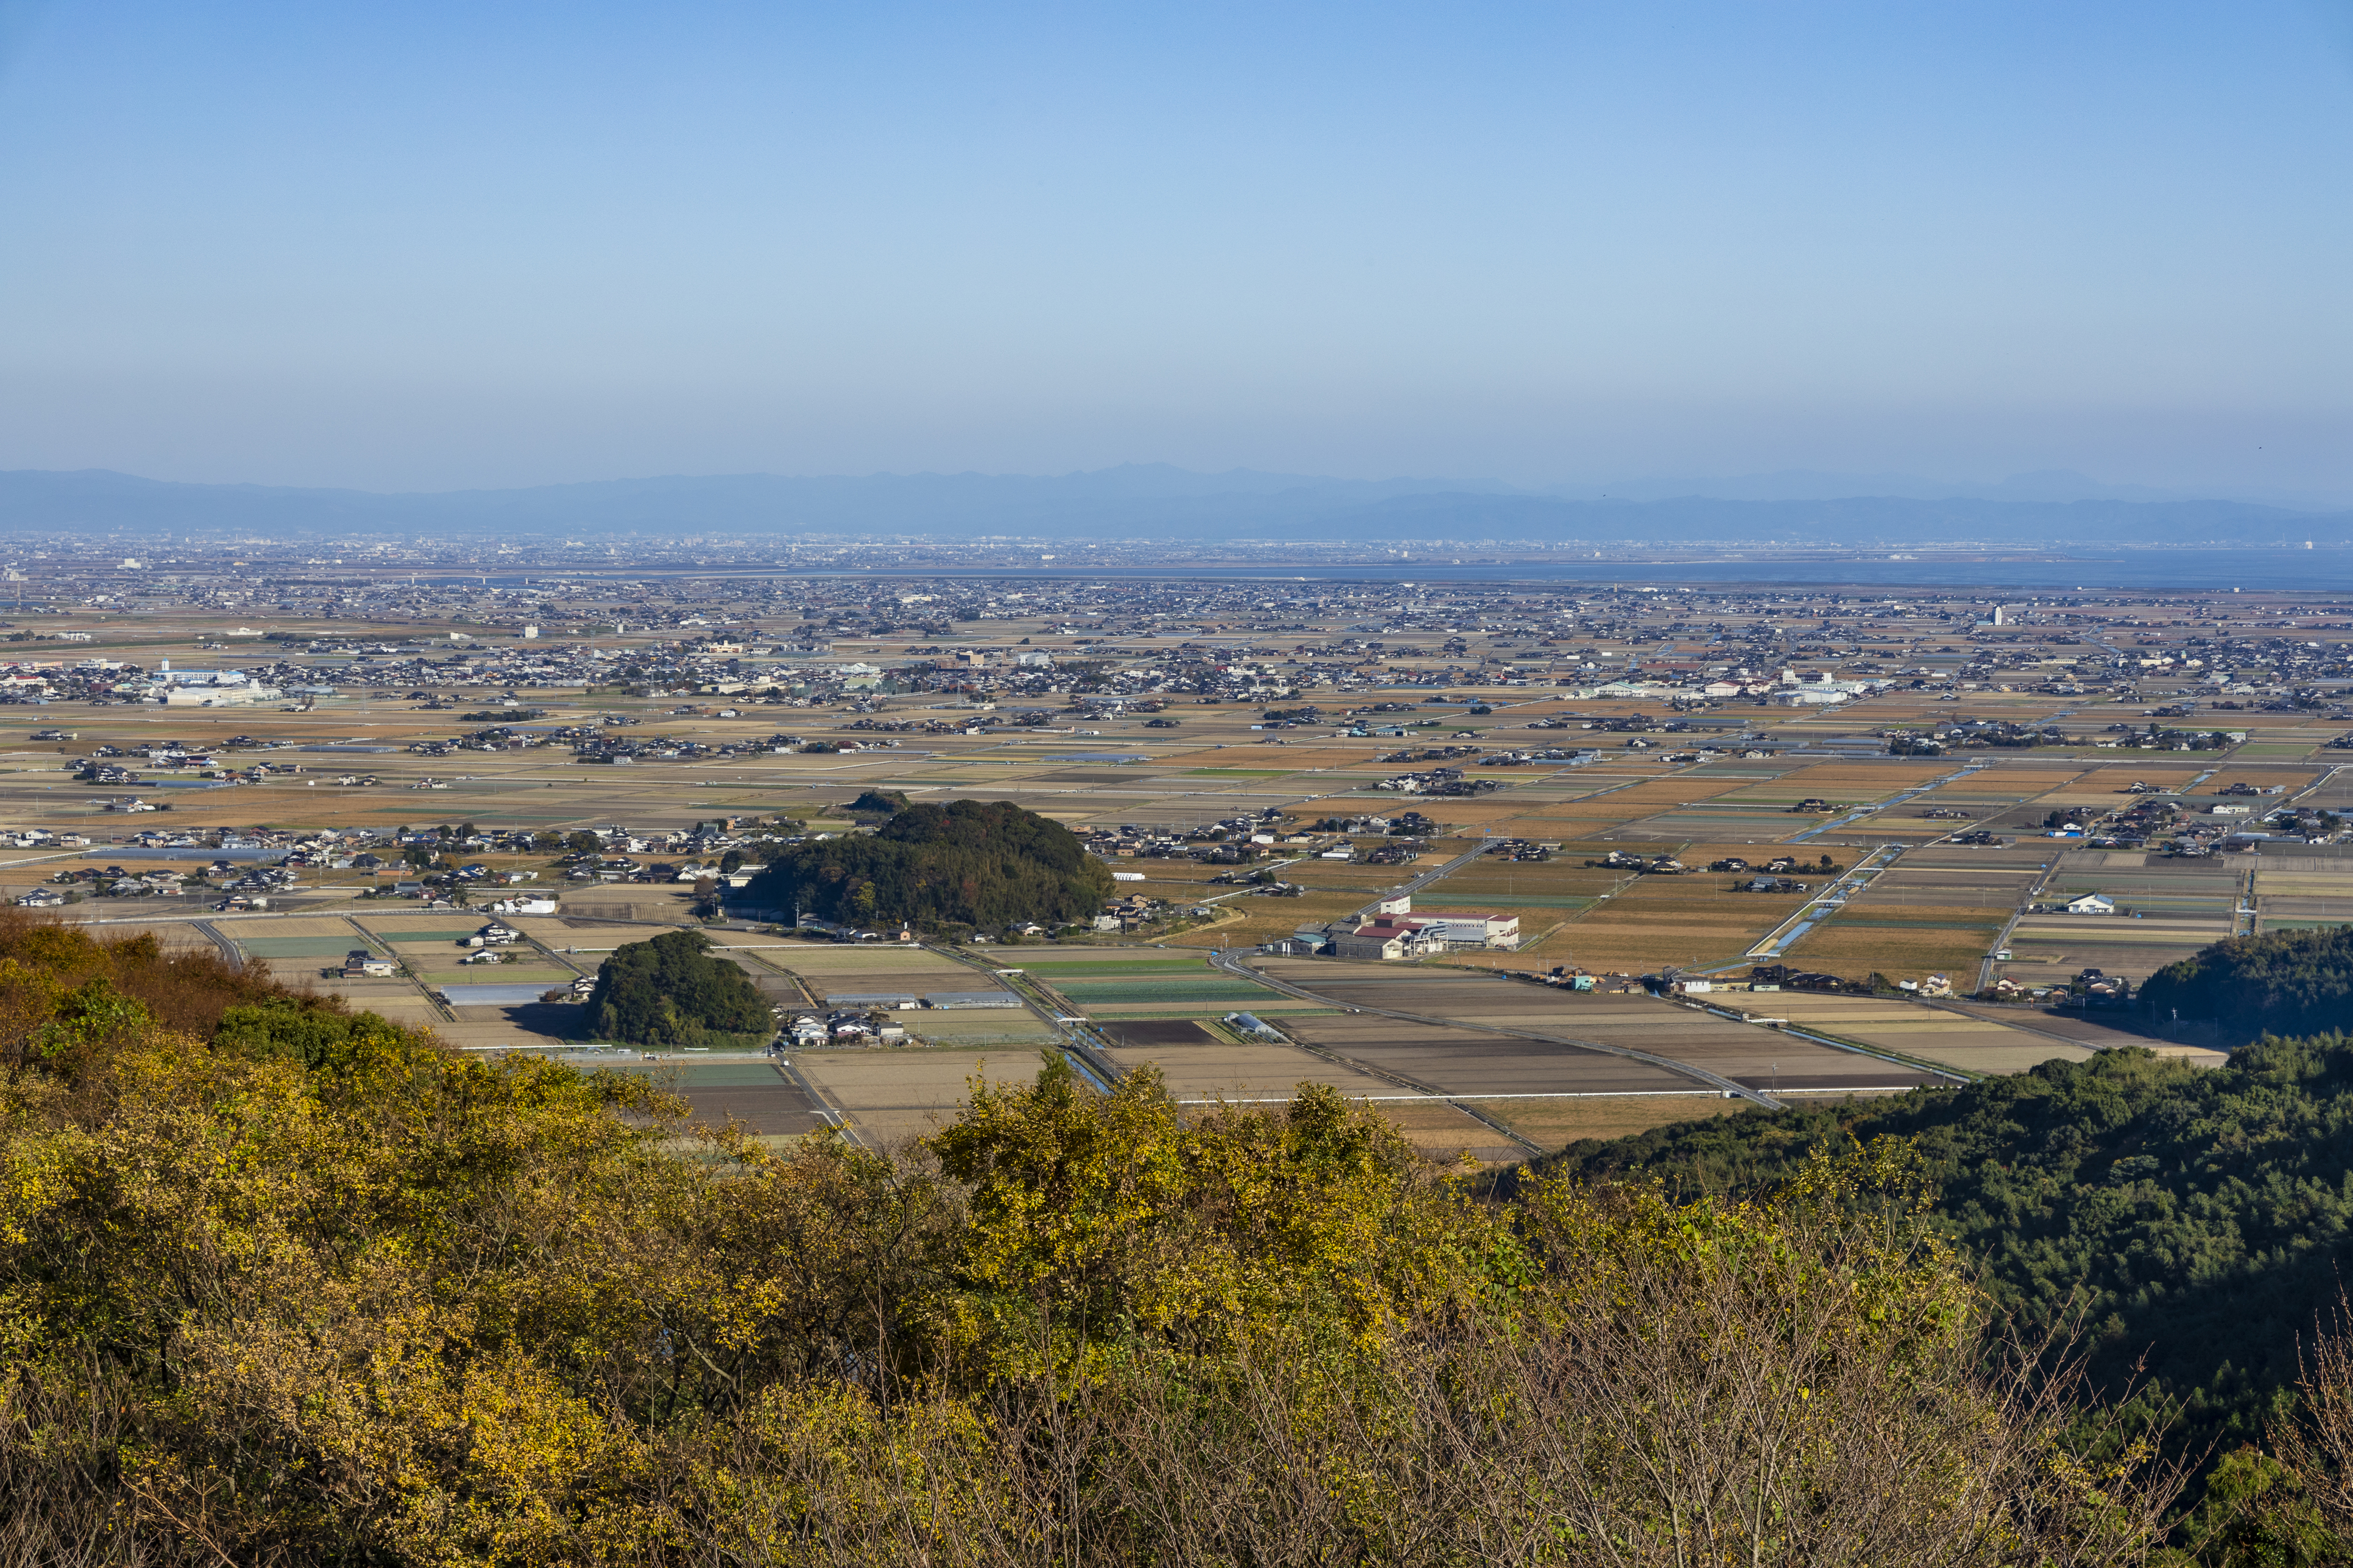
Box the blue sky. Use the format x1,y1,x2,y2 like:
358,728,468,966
1,0,2348,498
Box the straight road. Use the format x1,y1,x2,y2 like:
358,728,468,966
1351,834,1502,919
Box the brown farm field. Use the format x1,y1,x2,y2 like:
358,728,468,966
1250,959,1948,1097
1473,1093,1746,1149
0,596,2308,1146
1780,917,2002,986
1502,873,1816,973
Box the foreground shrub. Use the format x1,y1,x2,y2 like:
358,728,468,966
0,919,2182,1565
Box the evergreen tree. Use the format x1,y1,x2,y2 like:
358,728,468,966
745,798,1112,929
2141,926,2353,1045
588,929,771,1046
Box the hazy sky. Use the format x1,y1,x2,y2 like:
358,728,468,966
1,1,2348,497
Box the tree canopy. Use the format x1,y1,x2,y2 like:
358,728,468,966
745,797,1114,930
2140,925,2353,1045
1535,1037,2353,1469
587,928,772,1046
0,911,2178,1566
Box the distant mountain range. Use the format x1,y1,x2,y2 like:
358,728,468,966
0,463,2342,546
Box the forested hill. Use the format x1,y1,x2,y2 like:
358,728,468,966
2142,926,2353,1048
1532,1039,2353,1458
744,798,1112,931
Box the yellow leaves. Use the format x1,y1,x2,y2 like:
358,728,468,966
923,1059,1517,1384
11,970,2135,1564
0,1127,83,1248
449,1350,618,1560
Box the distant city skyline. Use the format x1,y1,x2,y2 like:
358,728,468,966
2,1,2347,500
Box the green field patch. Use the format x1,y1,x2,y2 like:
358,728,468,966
236,937,378,959
358,926,492,942
1184,768,1296,778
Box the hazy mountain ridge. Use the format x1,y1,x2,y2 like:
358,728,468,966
0,464,2342,545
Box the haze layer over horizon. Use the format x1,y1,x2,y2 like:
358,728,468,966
1,1,2347,501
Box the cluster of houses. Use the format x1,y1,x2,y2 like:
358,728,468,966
775,985,1024,1046
1987,967,2130,1006
1080,810,1307,864
1373,766,1502,796
1591,850,1685,875
11,816,792,913
1731,963,1951,996
778,1010,909,1047
1476,747,1601,766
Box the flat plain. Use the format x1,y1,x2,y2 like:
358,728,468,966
7,581,2345,1165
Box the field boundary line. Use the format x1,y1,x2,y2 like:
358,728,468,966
773,1058,861,1145
924,941,1123,1089
1684,1000,1975,1083
1215,948,1783,1112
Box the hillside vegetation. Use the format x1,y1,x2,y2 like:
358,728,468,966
587,928,772,1046
2139,926,2353,1046
745,797,1113,931
1538,1039,2353,1472
0,912,2184,1567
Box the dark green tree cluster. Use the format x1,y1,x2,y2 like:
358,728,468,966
1535,1037,2353,1464
2141,926,2353,1046
745,797,1113,930
587,928,771,1046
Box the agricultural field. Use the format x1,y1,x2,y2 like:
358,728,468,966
1777,844,2049,987
608,1057,829,1143
1782,904,2009,989
759,944,1049,1045
787,1048,1046,1147
1611,760,1958,846
1015,947,1314,1021
1248,958,1949,1100
1738,993,2095,1076
2254,855,2353,932
1470,1093,1745,1149
1999,851,2242,988
1511,868,1819,973
1081,1020,1525,1162
12,577,2353,1165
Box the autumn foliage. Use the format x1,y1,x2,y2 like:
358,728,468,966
0,915,2185,1566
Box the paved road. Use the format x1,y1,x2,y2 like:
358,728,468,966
1975,860,2062,997
191,919,241,970
1352,834,1502,919
1742,842,1905,963
925,941,1124,1094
